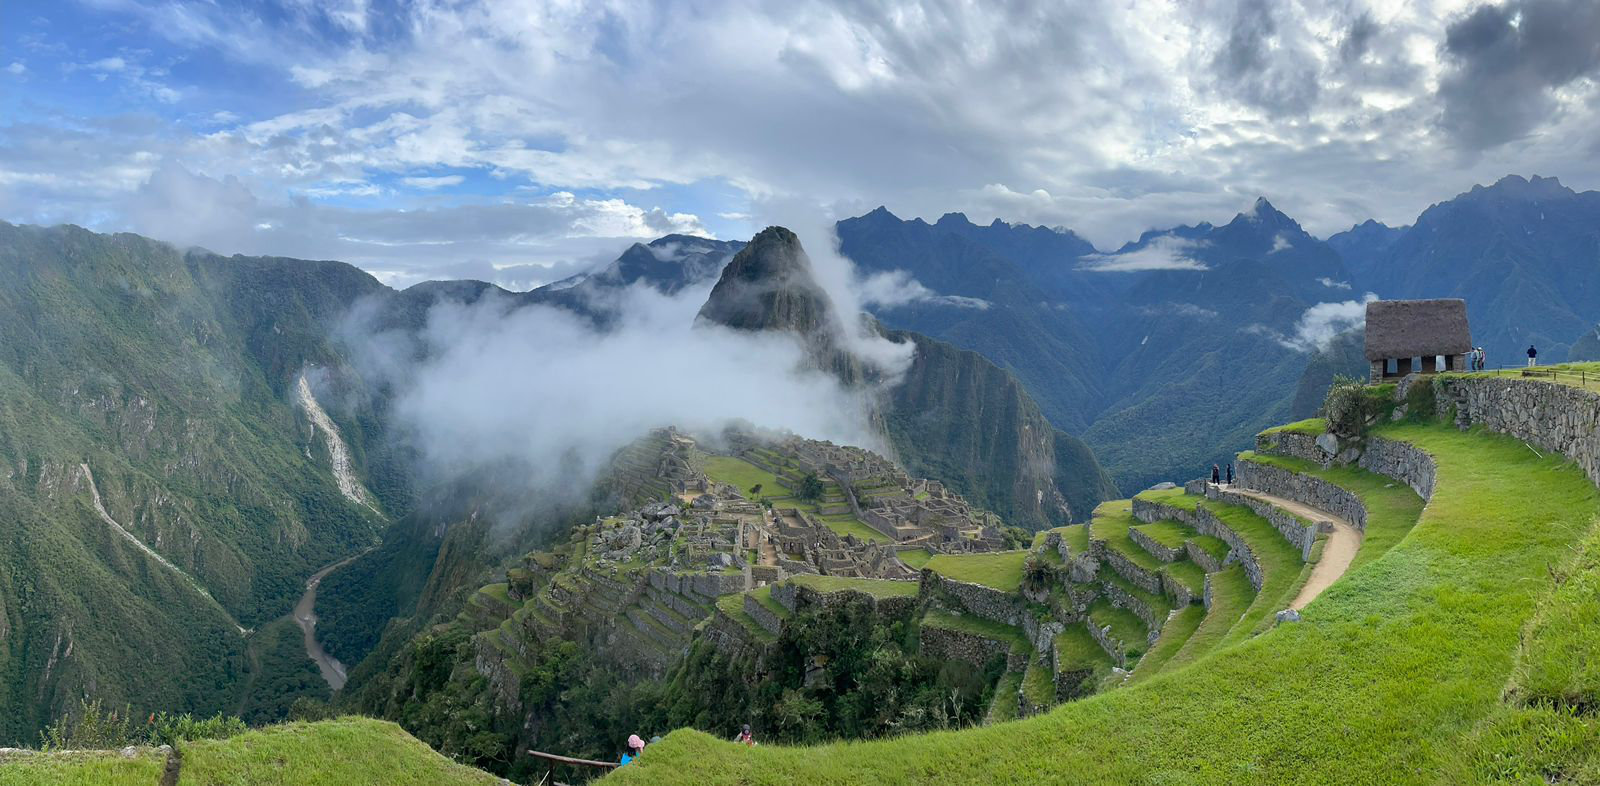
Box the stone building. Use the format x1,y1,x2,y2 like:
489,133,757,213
1364,299,1473,381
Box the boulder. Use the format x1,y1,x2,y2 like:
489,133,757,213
1275,609,1301,624
1314,432,1339,457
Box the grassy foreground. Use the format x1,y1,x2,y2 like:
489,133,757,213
0,718,504,786
610,422,1600,784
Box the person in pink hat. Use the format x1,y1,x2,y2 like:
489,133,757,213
620,734,646,766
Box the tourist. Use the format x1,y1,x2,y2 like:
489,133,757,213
1211,464,1221,485
735,724,756,746
1226,463,1234,485
1528,345,1538,367
1479,347,1488,371
620,734,646,765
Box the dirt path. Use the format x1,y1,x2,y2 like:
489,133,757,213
80,463,246,635
1225,486,1362,611
294,549,369,692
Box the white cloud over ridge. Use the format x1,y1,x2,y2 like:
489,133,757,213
1265,293,1379,352
1078,236,1210,272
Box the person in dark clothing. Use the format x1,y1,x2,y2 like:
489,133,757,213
1528,345,1538,367
1226,463,1234,485
1211,464,1221,485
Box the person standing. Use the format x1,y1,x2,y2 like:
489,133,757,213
1528,345,1538,367
1480,347,1488,371
1226,463,1234,485
1211,464,1221,485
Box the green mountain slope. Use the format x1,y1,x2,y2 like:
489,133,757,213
0,223,386,743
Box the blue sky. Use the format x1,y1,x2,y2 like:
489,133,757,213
3,0,1599,289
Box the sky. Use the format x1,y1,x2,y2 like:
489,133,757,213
3,0,1599,290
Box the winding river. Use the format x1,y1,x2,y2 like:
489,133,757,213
294,551,368,692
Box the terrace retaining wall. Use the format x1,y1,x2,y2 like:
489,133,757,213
1206,486,1320,560
1358,436,1437,500
1255,430,1328,465
1434,376,1600,490
925,573,1027,627
1234,459,1369,533
1134,497,1264,591
1127,527,1183,562
919,624,1015,670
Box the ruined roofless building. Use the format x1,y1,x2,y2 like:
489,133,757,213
1364,298,1473,382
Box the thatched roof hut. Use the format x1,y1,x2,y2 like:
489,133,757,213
1364,299,1473,361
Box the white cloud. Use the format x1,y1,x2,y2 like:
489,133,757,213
1078,236,1211,272
1270,233,1292,253
1318,276,1352,289
1270,293,1379,352
856,269,990,310
5,62,24,75
400,175,466,189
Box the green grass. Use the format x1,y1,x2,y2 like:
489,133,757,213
477,583,510,603
1099,571,1173,622
1130,519,1191,550
1058,524,1089,556
1161,560,1206,597
1160,564,1254,673
897,548,932,569
1132,487,1198,512
1088,506,1165,574
177,717,505,785
1237,450,1426,574
1198,499,1307,649
1258,418,1327,437
816,513,890,544
788,574,919,598
747,585,789,619
715,593,776,643
924,551,1028,591
703,456,790,499
1087,599,1147,657
0,749,166,786
613,422,1600,784
1185,534,1230,563
983,673,1022,725
1130,604,1205,682
1021,660,1055,708
1053,625,1112,672
920,610,1030,651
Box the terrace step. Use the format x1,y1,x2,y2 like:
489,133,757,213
1086,598,1150,668
1161,564,1254,672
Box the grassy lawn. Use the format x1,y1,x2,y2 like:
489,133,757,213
703,456,789,499
0,749,166,786
1258,417,1327,437
789,574,919,598
178,717,504,785
1162,560,1206,597
817,513,890,544
925,551,1028,591
748,585,789,618
921,609,1030,651
897,548,932,569
715,593,776,643
1130,604,1205,682
1054,625,1112,671
1133,487,1198,511
984,672,1022,725
1131,519,1191,550
1087,599,1147,657
1199,499,1307,650
1100,571,1173,622
1021,660,1055,708
615,422,1600,784
1089,505,1166,574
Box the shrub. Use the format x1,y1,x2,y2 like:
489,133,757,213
1405,378,1439,422
40,699,135,751
146,711,248,746
1321,376,1396,438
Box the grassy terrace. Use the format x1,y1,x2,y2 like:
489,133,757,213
984,672,1023,725
715,592,776,643
921,609,1030,651
1238,450,1425,573
1162,560,1206,596
1087,599,1147,656
1132,604,1205,680
788,574,919,598
1099,571,1173,622
897,548,932,569
1088,503,1165,574
1021,660,1055,708
0,750,167,786
748,585,789,619
1258,417,1328,437
1186,533,1230,563
1053,625,1112,671
1201,500,1307,649
1453,361,1600,393
1130,519,1191,550
1159,564,1254,674
703,454,890,544
616,422,1600,783
924,550,1028,591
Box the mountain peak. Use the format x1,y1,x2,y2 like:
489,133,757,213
1468,174,1574,201
935,212,972,227
696,226,836,336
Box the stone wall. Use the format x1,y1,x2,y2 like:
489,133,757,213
1433,378,1600,490
1134,496,1263,591
1162,572,1200,608
1085,619,1128,669
1234,459,1368,533
1093,541,1164,595
744,595,784,636
1255,430,1328,465
1206,486,1319,560
1358,436,1437,500
1100,579,1165,641
1184,540,1226,574
1127,527,1183,562
925,573,1027,627
918,624,1013,669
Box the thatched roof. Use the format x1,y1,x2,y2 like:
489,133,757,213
1364,299,1472,361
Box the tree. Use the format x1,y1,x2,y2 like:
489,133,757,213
797,472,825,502
749,483,763,497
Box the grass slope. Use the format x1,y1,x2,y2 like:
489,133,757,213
924,551,1028,591
615,422,1598,784
178,717,505,786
